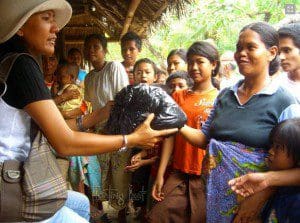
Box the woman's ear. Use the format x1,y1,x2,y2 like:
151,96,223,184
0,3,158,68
268,46,278,62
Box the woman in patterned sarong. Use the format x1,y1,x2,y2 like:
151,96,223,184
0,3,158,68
179,22,300,223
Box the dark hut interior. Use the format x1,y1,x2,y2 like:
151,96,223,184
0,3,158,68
57,0,191,58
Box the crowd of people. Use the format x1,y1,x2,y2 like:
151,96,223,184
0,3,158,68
0,0,299,223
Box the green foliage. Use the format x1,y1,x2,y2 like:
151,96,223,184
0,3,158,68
107,0,300,64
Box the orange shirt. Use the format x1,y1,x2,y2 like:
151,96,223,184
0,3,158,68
172,88,218,175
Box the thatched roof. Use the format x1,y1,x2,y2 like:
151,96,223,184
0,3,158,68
59,0,191,54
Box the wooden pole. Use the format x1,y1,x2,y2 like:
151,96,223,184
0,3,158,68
138,0,168,36
120,0,141,39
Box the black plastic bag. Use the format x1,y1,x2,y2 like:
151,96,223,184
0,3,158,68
105,84,187,134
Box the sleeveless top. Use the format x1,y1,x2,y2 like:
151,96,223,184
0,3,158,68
0,96,31,162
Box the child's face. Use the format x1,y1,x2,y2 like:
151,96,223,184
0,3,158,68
42,54,58,77
267,143,295,170
168,77,188,94
68,51,82,67
84,38,106,64
167,54,187,74
58,67,74,86
187,55,216,84
156,73,168,84
121,40,140,65
134,62,157,85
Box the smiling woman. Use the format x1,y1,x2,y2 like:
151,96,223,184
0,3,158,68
170,22,300,223
0,0,178,222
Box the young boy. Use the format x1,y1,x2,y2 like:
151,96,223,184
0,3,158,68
120,31,142,85
165,70,193,94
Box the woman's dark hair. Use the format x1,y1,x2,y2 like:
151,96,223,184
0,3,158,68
84,34,107,50
269,118,300,166
278,23,300,49
187,41,220,76
167,49,187,63
121,32,142,51
0,35,28,59
240,22,280,76
166,70,194,88
133,58,157,74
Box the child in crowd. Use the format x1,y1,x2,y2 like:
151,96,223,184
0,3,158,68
84,33,129,222
167,48,187,75
131,58,157,85
121,31,142,85
231,119,300,223
56,63,89,117
125,58,162,219
148,41,219,222
155,68,168,85
67,47,87,87
55,62,101,200
42,53,58,90
165,70,193,94
263,118,300,222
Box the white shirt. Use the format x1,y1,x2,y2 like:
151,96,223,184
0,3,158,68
274,72,300,103
84,61,129,110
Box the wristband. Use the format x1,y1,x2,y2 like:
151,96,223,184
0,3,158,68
76,115,86,132
118,135,128,152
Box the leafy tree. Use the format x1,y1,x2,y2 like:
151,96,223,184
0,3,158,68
107,0,300,65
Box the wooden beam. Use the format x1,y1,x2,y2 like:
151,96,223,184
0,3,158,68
65,37,119,45
90,0,122,30
137,0,168,36
63,26,102,31
120,0,141,38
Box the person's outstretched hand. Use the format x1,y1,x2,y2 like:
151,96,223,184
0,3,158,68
128,113,178,150
228,172,269,197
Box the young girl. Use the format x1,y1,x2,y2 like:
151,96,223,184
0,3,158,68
230,118,300,223
148,41,219,222
167,49,187,75
263,118,300,222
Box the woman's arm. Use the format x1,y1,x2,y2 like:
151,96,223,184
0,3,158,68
179,125,208,148
25,100,177,156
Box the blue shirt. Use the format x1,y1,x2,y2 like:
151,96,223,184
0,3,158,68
77,69,87,82
262,187,300,223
